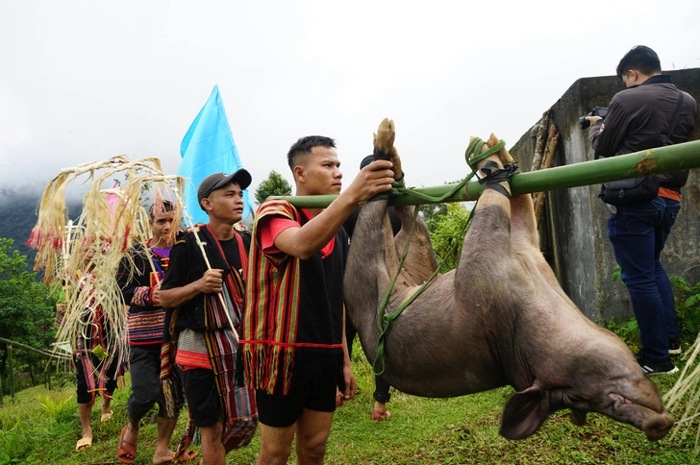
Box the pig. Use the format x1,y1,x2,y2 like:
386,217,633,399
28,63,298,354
343,118,674,440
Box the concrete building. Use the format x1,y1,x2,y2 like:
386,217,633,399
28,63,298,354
510,68,700,322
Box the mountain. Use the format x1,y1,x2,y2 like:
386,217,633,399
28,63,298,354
0,192,82,274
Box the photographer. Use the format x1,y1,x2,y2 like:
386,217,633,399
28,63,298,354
587,45,697,375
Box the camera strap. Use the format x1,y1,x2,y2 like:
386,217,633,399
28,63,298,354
665,89,684,146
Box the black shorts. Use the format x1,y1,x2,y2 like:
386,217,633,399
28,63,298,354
256,353,340,427
74,352,119,404
181,367,222,427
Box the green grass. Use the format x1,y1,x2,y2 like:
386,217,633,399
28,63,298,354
1,342,698,465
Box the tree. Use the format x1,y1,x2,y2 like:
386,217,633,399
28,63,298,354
418,203,449,229
255,170,292,204
418,179,468,230
427,202,474,273
0,238,57,386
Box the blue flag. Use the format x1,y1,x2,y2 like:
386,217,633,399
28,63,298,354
178,84,254,225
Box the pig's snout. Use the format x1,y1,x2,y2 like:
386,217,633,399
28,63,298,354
642,412,675,441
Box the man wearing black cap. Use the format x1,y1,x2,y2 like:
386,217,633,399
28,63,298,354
160,169,258,465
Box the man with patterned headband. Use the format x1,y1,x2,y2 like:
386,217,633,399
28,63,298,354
160,170,257,465
116,200,195,464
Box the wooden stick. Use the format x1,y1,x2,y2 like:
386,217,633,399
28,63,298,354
534,124,560,225
166,178,241,341
531,108,551,172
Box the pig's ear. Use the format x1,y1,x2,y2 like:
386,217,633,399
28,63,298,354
500,385,549,439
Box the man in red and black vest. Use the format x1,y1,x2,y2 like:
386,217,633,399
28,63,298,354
242,136,395,465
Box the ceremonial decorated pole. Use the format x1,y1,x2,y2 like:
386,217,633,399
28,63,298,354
272,139,700,207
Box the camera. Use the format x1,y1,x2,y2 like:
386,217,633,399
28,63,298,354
578,106,608,129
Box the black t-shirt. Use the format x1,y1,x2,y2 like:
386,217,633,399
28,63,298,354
161,226,250,331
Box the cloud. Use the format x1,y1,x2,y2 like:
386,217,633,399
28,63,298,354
1,0,698,198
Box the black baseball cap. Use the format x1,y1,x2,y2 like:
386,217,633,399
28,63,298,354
197,169,252,210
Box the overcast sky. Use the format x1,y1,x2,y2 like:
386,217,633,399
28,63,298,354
1,0,699,201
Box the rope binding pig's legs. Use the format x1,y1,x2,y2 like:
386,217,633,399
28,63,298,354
465,136,519,198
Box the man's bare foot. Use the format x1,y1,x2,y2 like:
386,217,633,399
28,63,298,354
159,449,198,464
152,451,176,465
371,401,392,421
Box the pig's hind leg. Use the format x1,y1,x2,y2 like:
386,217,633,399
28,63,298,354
372,118,437,285
480,133,538,251
455,136,521,297
467,135,518,202
494,140,572,302
393,206,439,284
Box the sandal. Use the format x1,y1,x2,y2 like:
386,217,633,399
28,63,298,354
117,425,137,464
76,436,92,452
100,410,113,423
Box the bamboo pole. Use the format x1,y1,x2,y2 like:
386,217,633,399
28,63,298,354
273,139,700,207
534,125,560,224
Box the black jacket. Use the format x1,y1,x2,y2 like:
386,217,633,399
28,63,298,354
590,74,697,189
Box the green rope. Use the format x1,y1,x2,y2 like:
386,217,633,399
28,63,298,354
370,138,506,375
464,137,506,172
372,206,430,375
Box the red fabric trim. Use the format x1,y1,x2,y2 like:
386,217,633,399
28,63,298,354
234,230,248,280
176,351,212,369
318,237,335,259
204,225,249,280
240,339,344,349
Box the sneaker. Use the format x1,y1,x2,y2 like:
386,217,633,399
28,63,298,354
639,358,679,376
669,339,682,355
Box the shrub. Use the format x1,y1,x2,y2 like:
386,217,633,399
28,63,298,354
36,394,74,423
604,273,700,351
425,202,473,273
670,275,700,342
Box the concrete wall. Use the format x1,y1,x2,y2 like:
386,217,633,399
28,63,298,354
510,68,700,322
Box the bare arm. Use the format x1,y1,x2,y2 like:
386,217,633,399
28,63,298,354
275,160,395,259
159,269,223,308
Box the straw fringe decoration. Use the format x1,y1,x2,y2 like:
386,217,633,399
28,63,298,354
664,336,700,451
29,155,186,374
